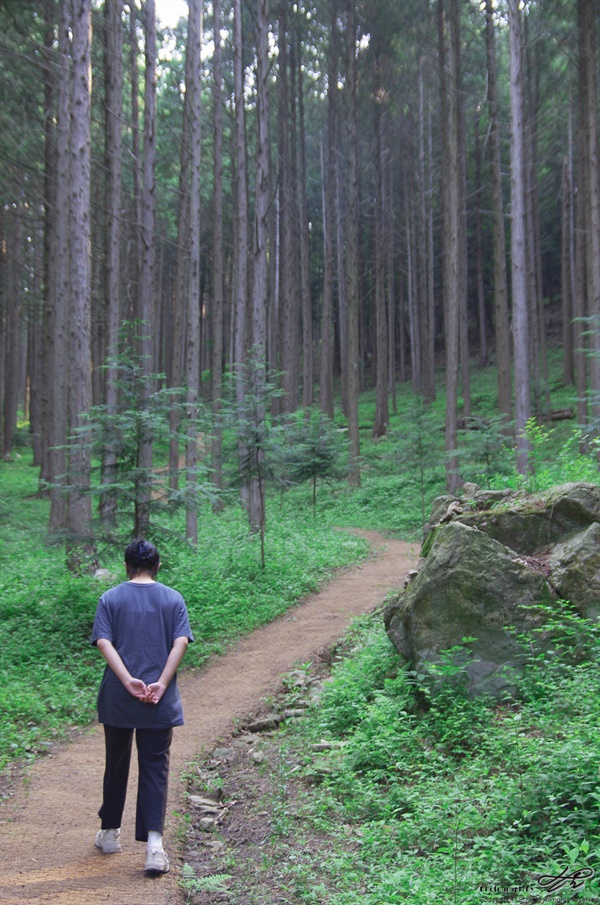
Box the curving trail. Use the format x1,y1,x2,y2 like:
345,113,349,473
0,531,417,905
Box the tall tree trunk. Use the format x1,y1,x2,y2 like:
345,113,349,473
438,0,461,491
561,150,574,384
44,0,70,530
211,0,225,508
100,0,123,532
578,0,600,422
128,6,142,321
319,142,334,417
474,115,487,367
136,0,157,538
233,0,249,371
67,0,96,567
345,0,360,486
386,149,397,413
485,0,511,425
169,13,193,492
278,0,298,412
456,0,470,423
245,0,271,538
2,204,22,460
372,77,389,438
252,0,270,357
508,0,531,474
297,35,313,408
419,56,435,402
184,0,203,545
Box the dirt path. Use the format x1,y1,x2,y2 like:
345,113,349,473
0,531,417,905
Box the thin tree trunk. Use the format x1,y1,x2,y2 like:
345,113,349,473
184,0,203,545
211,0,225,509
373,78,388,438
319,141,334,418
2,204,22,460
135,0,157,538
485,0,511,425
345,0,360,486
474,115,487,367
46,0,70,529
278,0,298,412
578,0,600,422
508,0,531,474
562,153,574,384
128,6,142,321
297,35,313,408
438,0,461,491
67,0,96,567
233,0,248,372
169,13,193,493
100,0,123,532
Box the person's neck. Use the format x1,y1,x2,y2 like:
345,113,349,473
128,573,155,584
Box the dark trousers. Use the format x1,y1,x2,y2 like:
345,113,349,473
99,725,173,842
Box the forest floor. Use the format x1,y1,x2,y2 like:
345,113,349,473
0,530,417,905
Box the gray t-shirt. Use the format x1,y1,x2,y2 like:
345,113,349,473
91,581,194,729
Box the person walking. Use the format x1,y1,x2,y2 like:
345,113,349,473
91,538,194,873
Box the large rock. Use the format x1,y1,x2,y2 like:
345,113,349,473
387,482,600,697
549,522,600,621
384,521,558,696
425,482,600,556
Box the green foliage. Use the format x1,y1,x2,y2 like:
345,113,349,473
495,420,600,494
0,451,368,772
282,409,346,515
254,611,600,904
388,396,443,529
453,414,514,489
67,321,216,542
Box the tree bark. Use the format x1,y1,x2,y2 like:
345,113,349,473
67,0,96,567
345,0,361,486
184,0,203,545
297,34,313,408
438,0,461,491
485,0,511,425
372,75,389,438
136,0,157,538
578,0,600,422
211,0,225,509
508,0,531,474
100,0,123,532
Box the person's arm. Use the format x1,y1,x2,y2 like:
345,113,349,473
144,636,189,704
96,638,148,700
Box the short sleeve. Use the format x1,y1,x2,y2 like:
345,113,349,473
173,596,194,644
90,596,113,646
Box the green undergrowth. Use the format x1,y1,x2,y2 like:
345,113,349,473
238,610,600,904
0,454,368,772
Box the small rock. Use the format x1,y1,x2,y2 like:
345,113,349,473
246,715,282,733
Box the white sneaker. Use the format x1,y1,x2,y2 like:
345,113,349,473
95,828,122,854
144,847,169,873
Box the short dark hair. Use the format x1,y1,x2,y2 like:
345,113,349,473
124,538,160,578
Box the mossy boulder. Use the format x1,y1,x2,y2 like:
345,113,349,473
387,483,600,697
549,522,600,620
451,482,600,555
384,521,558,696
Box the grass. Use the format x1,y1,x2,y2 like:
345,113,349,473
2,344,600,905
198,610,600,904
0,452,368,771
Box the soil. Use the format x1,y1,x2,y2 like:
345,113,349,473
0,531,417,905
